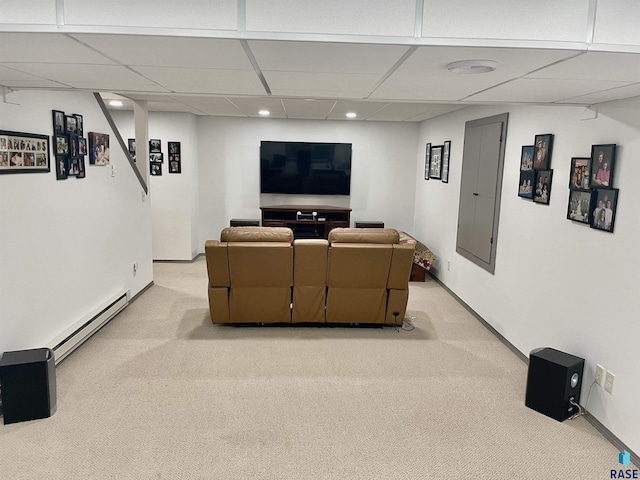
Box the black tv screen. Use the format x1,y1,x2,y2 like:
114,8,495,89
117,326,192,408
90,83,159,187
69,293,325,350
260,141,352,195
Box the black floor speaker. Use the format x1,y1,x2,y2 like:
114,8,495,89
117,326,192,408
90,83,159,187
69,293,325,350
525,347,584,422
0,348,57,424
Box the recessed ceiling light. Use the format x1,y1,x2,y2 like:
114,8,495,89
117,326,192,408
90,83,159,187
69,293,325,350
346,112,357,119
447,60,498,74
109,100,123,107
259,110,270,116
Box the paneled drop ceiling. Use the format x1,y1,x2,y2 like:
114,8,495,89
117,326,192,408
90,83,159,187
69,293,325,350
3,32,640,121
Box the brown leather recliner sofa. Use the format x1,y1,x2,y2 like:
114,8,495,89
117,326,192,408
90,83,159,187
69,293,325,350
205,226,415,325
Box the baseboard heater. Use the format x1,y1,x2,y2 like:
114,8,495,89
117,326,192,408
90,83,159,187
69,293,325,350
48,291,129,365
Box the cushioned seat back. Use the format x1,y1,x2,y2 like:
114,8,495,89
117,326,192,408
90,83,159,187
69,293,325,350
292,239,328,323
326,228,400,324
223,227,294,324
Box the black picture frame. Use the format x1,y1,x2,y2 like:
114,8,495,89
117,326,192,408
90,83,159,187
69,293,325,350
429,144,443,180
533,134,553,170
150,152,163,163
68,157,80,177
88,132,110,165
149,139,161,153
128,138,136,153
65,115,78,135
55,155,68,180
169,154,181,173
567,189,592,224
533,169,553,205
424,143,431,180
589,144,616,189
520,145,534,171
55,134,69,156
52,110,65,136
150,162,162,176
76,156,86,179
441,141,451,183
590,188,618,233
69,134,79,158
569,157,591,191
74,114,84,136
518,170,535,199
0,130,51,174
168,141,180,155
78,137,87,156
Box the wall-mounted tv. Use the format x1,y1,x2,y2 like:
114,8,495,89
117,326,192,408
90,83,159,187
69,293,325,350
260,141,352,195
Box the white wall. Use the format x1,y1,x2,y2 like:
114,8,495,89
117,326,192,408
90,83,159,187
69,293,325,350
197,117,418,245
0,90,152,354
414,103,640,455
112,111,200,260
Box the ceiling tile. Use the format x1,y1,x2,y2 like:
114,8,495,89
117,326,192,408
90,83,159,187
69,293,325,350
225,97,286,118
466,78,634,103
248,40,410,74
559,83,640,104
367,103,466,122
281,99,336,119
133,67,266,95
327,101,391,120
264,71,380,98
528,52,640,82
0,33,116,64
72,35,253,70
168,96,247,116
371,46,581,101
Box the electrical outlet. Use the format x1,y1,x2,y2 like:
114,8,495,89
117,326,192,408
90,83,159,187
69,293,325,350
132,262,138,277
595,364,606,387
141,191,146,202
447,261,451,271
605,370,615,395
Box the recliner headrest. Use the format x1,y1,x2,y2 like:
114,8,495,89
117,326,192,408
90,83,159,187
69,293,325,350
328,228,399,244
220,226,294,243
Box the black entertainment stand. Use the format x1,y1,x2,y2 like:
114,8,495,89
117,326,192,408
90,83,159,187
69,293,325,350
260,205,351,239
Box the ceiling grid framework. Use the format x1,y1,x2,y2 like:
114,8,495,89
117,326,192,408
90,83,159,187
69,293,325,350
3,0,640,120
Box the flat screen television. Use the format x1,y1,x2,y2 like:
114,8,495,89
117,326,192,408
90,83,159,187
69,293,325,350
260,141,352,195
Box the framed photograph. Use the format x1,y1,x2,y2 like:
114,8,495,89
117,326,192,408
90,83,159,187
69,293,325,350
78,137,87,156
429,144,443,180
76,157,86,179
168,141,180,155
68,157,80,176
520,145,534,171
88,132,110,165
55,134,69,156
589,144,616,188
569,157,591,191
52,110,65,135
533,169,553,205
441,141,451,183
590,188,618,233
169,154,181,173
65,115,78,135
518,170,535,199
150,162,162,176
0,130,51,174
74,114,84,136
69,135,79,158
149,139,161,153
128,138,136,153
424,143,431,180
567,190,592,224
533,134,553,170
150,152,163,163
55,155,68,180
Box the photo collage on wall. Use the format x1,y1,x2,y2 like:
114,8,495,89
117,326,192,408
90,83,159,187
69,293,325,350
567,144,619,233
424,141,451,183
52,110,86,180
518,133,553,205
0,130,50,175
150,138,162,176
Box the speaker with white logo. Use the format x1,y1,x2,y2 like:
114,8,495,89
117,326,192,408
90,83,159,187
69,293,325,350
525,347,584,422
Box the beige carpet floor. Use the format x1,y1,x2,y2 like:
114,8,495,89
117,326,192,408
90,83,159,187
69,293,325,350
0,258,627,479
